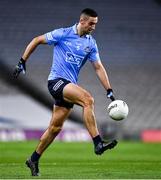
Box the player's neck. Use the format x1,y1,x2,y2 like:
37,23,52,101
76,23,86,37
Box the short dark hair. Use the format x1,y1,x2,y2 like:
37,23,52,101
81,8,98,17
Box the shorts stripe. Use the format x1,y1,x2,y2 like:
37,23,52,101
53,80,64,91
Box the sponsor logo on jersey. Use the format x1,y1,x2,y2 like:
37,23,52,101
66,52,84,67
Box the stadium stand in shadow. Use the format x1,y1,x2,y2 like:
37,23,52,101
0,0,161,140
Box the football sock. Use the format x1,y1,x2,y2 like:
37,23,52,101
31,151,41,162
93,135,102,147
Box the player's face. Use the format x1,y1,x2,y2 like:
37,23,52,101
81,16,98,34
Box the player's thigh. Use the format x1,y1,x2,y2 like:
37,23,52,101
63,83,93,106
50,105,72,127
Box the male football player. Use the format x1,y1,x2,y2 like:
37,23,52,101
13,8,117,176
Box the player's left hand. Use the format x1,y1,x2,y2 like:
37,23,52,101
13,58,26,78
107,89,115,101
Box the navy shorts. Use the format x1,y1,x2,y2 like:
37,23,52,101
48,78,74,109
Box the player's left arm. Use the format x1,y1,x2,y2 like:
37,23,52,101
92,60,115,101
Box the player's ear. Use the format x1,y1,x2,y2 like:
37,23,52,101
80,14,89,24
79,17,85,25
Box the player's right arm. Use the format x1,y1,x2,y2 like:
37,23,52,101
22,35,47,61
13,35,47,78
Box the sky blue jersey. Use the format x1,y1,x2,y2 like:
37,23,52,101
45,24,100,84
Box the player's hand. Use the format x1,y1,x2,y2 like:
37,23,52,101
13,58,26,78
107,89,115,101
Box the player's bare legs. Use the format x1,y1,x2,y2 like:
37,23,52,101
26,83,117,176
26,106,71,176
63,83,99,138
36,106,71,155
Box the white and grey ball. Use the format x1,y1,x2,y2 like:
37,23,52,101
107,100,129,121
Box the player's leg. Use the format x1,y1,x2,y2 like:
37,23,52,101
26,105,71,176
63,83,117,154
36,105,72,155
63,83,98,138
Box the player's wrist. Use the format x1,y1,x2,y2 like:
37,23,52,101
107,89,115,101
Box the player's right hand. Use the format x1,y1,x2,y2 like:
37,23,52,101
13,58,26,78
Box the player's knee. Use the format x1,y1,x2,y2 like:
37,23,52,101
49,125,62,135
83,93,94,107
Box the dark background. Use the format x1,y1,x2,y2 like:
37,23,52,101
0,0,161,139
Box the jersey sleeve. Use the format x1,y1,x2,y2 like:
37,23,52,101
88,40,100,62
45,28,64,45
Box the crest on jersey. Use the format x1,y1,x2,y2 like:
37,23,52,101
84,46,91,53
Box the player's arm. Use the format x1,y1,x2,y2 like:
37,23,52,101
92,60,115,101
22,35,47,61
13,35,47,78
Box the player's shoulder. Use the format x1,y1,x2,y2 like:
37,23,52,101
56,25,73,36
63,25,73,32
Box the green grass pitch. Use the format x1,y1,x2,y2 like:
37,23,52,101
0,141,161,179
